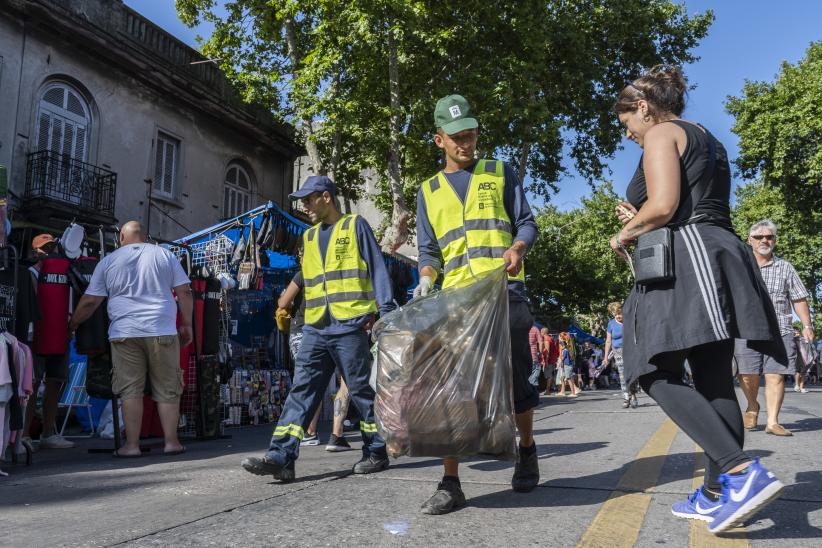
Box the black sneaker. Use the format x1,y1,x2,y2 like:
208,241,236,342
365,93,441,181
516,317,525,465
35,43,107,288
241,456,295,482
326,434,353,452
420,480,467,515
511,445,540,492
352,454,389,474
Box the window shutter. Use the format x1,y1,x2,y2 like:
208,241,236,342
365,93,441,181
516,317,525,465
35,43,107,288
163,141,174,194
153,138,164,191
37,112,52,151
66,91,85,117
43,87,64,107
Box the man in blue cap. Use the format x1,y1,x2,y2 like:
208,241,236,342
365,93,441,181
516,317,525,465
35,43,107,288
241,175,395,480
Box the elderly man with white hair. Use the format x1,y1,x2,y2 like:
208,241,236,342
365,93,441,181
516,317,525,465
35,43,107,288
735,219,815,436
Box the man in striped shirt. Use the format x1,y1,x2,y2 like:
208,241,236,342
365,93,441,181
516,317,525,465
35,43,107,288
735,220,815,436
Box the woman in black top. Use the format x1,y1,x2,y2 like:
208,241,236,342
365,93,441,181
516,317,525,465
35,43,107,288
610,65,785,534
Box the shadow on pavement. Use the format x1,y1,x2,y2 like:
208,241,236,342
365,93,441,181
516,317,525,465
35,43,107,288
468,441,610,471
784,417,822,433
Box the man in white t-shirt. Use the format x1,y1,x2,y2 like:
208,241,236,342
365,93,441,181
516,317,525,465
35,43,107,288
70,221,193,457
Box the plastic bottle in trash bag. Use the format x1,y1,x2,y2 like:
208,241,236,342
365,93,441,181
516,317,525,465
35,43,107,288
372,266,517,460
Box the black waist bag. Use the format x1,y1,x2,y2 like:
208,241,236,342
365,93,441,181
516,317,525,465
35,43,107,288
632,227,674,284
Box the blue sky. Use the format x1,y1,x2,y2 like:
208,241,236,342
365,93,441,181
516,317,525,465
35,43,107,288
125,0,821,210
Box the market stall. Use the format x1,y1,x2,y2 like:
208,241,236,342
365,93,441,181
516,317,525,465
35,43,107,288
169,202,418,438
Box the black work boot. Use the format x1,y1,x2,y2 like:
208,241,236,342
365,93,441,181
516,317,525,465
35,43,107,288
241,456,296,483
352,453,390,474
511,444,540,492
421,478,467,515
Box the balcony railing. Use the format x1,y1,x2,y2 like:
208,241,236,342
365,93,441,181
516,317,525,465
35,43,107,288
25,150,117,218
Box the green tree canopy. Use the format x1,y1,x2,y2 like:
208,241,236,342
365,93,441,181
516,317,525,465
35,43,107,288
176,0,711,250
732,181,821,323
727,41,822,216
527,182,631,335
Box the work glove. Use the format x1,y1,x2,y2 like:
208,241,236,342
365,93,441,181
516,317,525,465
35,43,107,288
275,307,292,333
412,275,434,300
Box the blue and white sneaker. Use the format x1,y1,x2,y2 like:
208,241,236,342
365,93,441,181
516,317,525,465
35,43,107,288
708,459,784,534
671,488,723,522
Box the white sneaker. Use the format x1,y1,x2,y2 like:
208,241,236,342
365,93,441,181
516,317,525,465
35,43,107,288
794,385,801,393
800,388,808,394
39,434,76,449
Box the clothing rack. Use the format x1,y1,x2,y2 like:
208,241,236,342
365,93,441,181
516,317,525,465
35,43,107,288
0,245,33,467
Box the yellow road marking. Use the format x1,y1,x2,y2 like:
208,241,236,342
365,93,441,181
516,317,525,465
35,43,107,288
689,445,749,548
576,419,679,548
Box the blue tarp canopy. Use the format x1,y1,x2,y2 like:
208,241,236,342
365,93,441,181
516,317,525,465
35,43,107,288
174,201,304,271
173,202,418,292
568,324,604,346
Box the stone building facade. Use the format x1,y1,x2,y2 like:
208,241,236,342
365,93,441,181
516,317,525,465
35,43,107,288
0,0,300,245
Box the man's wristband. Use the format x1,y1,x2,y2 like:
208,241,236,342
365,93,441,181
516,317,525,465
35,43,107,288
804,325,814,329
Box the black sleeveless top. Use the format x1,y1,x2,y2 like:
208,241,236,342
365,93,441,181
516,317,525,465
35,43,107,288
626,120,732,228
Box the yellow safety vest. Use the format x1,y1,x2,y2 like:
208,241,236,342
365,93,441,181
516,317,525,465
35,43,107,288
302,214,378,325
421,159,525,289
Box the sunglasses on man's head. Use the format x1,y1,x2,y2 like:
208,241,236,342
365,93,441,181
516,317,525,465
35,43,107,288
751,235,775,241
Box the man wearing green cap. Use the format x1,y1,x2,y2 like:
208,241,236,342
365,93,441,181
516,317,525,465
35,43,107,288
413,94,541,514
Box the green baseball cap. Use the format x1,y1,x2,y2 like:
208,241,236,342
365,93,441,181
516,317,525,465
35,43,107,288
434,95,478,135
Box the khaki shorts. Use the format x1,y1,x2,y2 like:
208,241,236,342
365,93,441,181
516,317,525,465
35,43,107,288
110,335,183,403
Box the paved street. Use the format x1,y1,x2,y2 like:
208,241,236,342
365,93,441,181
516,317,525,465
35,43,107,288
2,387,821,547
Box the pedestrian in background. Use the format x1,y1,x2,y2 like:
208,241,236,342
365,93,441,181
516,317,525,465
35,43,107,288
604,302,637,409
734,219,814,435
541,327,558,395
528,324,544,387
557,332,580,397
611,65,785,533
70,221,191,457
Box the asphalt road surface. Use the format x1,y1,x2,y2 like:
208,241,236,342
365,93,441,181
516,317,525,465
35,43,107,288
2,386,820,547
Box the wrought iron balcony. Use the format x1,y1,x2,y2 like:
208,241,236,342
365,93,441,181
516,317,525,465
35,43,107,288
24,150,117,222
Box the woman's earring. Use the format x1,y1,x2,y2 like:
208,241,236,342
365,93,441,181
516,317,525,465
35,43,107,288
642,113,651,123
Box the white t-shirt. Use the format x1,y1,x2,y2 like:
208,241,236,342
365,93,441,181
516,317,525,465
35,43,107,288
86,243,190,339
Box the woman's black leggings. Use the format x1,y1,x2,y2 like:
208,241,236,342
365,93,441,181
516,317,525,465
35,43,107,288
638,339,748,492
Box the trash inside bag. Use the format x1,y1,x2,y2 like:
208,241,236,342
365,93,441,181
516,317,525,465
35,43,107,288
372,267,516,460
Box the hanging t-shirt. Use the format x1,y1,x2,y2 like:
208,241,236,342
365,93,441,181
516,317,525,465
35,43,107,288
0,265,39,342
201,277,222,355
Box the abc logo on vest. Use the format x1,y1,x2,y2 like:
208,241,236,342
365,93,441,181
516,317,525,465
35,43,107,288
336,237,351,245
478,182,496,191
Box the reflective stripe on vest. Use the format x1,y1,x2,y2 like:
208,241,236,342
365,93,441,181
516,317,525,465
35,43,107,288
301,214,377,325
421,159,525,289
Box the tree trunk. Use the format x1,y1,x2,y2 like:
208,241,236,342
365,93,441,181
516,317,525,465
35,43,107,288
380,20,410,253
284,15,323,175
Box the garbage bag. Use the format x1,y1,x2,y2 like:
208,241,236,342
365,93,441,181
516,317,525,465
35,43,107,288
372,267,516,460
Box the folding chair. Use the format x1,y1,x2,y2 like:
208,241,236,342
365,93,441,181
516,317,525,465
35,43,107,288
58,359,96,438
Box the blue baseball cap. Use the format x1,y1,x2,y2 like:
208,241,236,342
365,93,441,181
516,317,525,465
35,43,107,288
289,175,337,200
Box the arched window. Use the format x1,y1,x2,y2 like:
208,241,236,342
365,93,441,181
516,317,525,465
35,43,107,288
223,162,253,219
35,82,91,161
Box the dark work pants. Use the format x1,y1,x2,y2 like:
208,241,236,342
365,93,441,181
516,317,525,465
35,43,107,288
638,339,748,492
266,328,386,465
